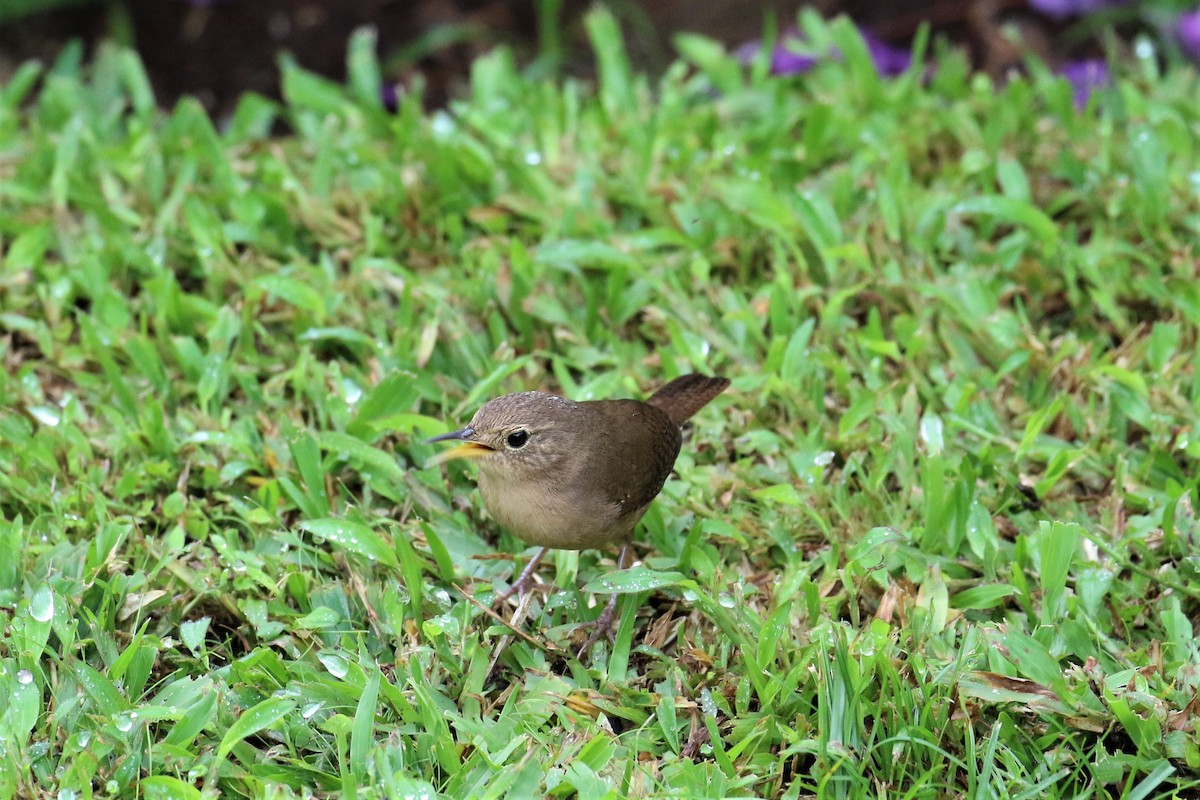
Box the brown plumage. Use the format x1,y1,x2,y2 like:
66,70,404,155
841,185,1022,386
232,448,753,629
429,373,728,646
429,374,729,550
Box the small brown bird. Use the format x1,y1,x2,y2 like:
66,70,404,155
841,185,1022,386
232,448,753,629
429,373,729,646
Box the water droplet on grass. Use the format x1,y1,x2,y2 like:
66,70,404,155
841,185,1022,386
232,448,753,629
28,406,60,427
431,112,455,136
30,587,54,622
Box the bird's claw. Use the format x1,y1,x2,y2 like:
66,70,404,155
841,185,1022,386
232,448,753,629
575,592,620,657
493,546,549,607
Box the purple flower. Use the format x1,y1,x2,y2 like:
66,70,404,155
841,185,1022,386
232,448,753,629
1059,59,1108,108
737,27,911,77
770,46,820,76
1179,8,1200,63
861,30,912,76
735,37,817,75
1028,0,1126,20
382,84,400,113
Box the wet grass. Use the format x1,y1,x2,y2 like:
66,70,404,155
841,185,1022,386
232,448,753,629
2,12,1200,799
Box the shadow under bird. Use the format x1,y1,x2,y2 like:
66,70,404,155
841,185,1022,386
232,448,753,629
428,373,730,648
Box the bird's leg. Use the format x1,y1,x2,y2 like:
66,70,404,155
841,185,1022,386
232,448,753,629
494,546,550,606
576,542,631,657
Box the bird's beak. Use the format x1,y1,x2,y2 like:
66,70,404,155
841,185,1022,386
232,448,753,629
426,427,494,465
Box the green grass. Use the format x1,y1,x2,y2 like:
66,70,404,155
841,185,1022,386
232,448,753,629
2,10,1200,798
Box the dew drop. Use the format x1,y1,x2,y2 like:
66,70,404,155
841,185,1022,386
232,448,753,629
29,406,61,427
30,587,55,623
431,112,455,136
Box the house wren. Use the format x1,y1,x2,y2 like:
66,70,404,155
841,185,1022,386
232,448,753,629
429,373,729,643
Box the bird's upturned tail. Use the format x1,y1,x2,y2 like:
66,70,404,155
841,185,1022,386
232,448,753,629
647,374,730,425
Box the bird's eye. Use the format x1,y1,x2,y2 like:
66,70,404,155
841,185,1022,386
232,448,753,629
506,430,529,448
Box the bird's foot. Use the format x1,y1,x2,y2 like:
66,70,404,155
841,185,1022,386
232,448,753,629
574,542,633,657
575,592,620,657
493,546,550,607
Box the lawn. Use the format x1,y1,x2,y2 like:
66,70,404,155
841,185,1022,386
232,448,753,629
2,10,1199,798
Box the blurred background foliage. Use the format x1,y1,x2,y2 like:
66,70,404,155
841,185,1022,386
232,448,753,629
2,0,1200,116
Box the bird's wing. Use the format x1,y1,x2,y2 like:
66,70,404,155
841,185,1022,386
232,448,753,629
585,400,683,517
